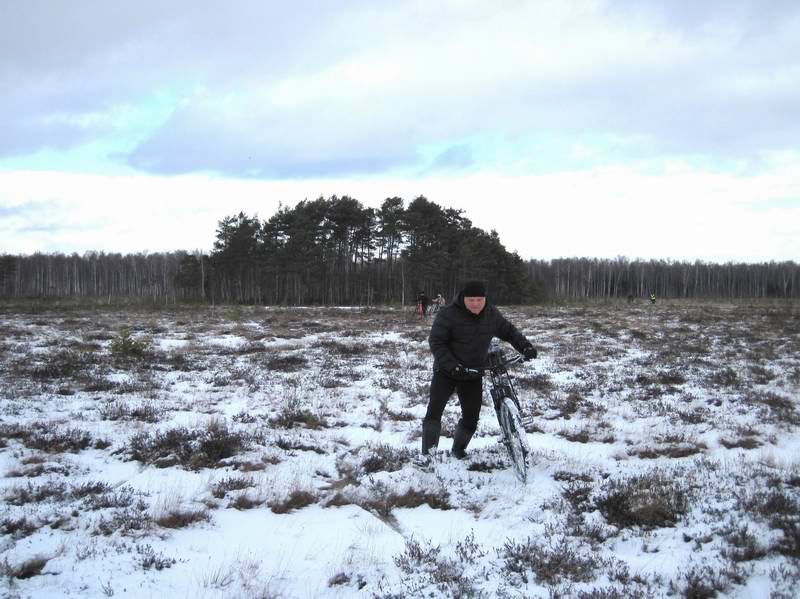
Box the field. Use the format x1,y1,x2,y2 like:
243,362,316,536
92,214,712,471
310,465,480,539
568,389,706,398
1,300,799,598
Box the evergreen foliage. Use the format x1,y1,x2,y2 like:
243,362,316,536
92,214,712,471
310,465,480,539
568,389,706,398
0,198,797,303
205,195,533,305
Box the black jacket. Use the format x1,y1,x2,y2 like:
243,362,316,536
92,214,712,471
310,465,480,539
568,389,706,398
428,292,530,373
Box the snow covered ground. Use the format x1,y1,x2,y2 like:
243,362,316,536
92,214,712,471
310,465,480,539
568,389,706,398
1,300,798,598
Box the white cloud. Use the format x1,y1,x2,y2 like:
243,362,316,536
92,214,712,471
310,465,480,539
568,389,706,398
3,1,798,175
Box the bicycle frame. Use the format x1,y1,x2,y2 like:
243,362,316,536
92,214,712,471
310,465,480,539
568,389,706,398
467,350,530,483
486,351,523,414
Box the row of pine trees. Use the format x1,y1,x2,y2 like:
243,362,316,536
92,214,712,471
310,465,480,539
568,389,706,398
1,196,798,303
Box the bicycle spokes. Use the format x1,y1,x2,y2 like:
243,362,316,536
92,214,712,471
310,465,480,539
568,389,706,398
500,398,529,483
485,349,530,483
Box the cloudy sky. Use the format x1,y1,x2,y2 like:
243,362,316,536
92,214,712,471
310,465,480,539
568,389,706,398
1,0,798,262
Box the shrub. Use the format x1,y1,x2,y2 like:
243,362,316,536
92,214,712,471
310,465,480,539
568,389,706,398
232,411,259,424
467,457,506,473
516,372,554,393
99,401,163,423
0,516,41,539
270,408,328,430
5,481,68,505
0,421,93,453
596,471,690,530
559,427,593,443
721,523,767,562
670,564,744,599
5,461,65,478
750,391,800,426
80,487,138,511
738,486,800,558
709,367,740,388
135,544,176,571
274,436,327,455
318,373,345,388
229,493,267,510
329,572,363,587
127,420,247,469
657,370,686,386
92,438,111,451
265,354,307,372
110,328,149,358
199,419,248,465
0,555,50,579
128,426,195,467
154,507,210,529
549,391,581,418
455,531,486,565
360,443,414,474
386,408,416,421
327,570,356,589
360,483,452,519
562,479,595,513
94,501,152,536
165,350,202,372
211,475,255,499
393,536,442,573
28,349,96,380
628,440,707,459
676,407,710,425
36,426,93,453
324,492,354,509
749,364,777,385
499,536,601,585
127,403,163,422
269,490,318,514
392,536,482,597
720,436,761,450
319,340,367,356
774,519,800,559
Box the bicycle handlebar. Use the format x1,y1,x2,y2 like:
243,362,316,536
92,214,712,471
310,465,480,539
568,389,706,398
463,353,525,375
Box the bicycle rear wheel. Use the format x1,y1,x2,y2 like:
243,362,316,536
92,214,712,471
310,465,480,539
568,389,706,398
500,398,530,483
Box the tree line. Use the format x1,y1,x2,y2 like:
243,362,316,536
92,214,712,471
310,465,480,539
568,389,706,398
526,257,799,300
0,196,797,303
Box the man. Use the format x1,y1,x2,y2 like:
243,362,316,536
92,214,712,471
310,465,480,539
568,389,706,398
430,293,445,315
423,280,537,458
416,291,430,317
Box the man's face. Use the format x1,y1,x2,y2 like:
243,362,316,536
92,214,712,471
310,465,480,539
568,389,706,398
464,296,486,315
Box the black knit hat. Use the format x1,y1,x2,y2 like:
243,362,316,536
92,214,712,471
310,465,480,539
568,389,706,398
461,280,486,297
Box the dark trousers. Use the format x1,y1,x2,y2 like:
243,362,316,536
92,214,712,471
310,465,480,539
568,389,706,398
424,370,483,432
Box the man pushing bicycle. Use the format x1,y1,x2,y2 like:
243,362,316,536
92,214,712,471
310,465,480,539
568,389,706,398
422,280,537,459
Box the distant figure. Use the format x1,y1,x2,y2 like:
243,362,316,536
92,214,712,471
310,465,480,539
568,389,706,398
649,291,656,304
430,293,446,314
626,294,634,304
416,291,430,317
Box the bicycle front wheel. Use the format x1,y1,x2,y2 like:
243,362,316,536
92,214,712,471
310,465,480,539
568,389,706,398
500,398,530,483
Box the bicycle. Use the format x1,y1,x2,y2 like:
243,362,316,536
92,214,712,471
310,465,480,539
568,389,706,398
464,349,531,483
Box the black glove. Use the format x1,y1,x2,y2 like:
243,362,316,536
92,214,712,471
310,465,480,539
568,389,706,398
449,365,465,379
449,364,482,381
522,345,537,361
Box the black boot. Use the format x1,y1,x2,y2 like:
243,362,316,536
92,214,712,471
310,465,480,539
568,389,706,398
421,419,441,455
451,422,475,459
